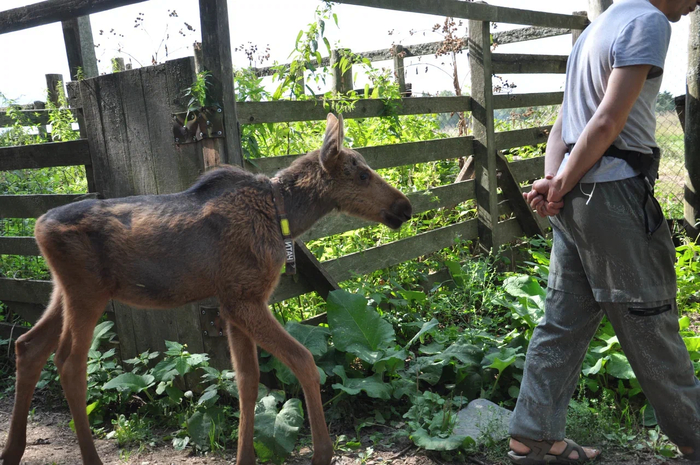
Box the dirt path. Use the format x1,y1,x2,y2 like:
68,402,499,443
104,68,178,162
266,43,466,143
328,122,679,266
0,397,692,465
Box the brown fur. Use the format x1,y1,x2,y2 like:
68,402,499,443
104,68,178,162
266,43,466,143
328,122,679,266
1,114,412,465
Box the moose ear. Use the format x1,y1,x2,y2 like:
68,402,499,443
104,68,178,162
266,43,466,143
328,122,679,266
320,113,344,172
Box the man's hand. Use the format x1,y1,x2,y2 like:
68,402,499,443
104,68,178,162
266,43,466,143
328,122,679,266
523,174,565,217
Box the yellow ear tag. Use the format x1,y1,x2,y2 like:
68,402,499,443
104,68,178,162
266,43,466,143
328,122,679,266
280,218,291,236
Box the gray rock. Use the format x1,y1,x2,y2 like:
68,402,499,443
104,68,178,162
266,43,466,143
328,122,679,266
453,398,513,445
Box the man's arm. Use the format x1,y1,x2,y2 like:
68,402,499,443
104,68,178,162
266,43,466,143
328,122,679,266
544,106,567,178
524,107,567,216
546,64,653,202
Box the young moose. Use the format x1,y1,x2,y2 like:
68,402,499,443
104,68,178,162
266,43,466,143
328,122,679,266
1,113,412,465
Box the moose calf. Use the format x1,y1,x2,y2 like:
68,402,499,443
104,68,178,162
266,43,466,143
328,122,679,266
1,113,412,465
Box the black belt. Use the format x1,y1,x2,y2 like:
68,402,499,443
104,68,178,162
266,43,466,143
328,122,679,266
566,143,660,183
567,143,664,237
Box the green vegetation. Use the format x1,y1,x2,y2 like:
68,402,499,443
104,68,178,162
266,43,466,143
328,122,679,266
0,6,698,464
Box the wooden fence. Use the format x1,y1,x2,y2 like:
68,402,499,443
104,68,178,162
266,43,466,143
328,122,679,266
0,0,587,368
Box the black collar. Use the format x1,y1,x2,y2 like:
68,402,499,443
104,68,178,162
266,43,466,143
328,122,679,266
271,178,296,275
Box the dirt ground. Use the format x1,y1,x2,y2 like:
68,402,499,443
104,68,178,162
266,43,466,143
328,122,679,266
0,396,695,465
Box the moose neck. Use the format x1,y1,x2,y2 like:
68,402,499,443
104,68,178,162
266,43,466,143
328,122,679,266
272,159,336,238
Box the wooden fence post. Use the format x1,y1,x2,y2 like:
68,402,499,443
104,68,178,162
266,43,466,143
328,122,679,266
112,57,125,72
685,11,700,238
588,0,612,21
198,0,243,168
393,44,406,96
572,11,588,45
469,19,498,251
331,48,353,94
45,74,64,107
61,16,98,80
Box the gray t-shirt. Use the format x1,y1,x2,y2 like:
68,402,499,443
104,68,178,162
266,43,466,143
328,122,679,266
558,0,672,183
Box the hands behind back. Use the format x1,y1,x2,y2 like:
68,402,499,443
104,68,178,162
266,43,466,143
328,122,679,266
523,174,566,217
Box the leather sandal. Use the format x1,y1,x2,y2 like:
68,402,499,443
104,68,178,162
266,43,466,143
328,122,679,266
508,436,600,464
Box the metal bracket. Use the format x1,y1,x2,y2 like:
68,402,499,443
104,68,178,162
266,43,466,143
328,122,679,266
199,305,225,338
173,106,224,145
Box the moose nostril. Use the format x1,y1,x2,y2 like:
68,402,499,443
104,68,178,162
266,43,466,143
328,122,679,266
393,198,412,220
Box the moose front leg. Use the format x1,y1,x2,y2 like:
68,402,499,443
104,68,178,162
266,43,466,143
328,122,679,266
224,300,334,465
225,321,259,465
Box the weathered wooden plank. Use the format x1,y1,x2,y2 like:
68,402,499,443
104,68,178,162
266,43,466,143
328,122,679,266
111,301,138,361
0,193,97,219
141,64,181,195
0,0,150,35
4,301,45,325
270,274,316,305
165,57,205,190
0,278,52,305
0,322,30,340
237,96,472,124
323,220,478,282
80,76,115,198
331,0,589,29
199,0,243,167
246,137,474,176
0,237,40,256
509,156,545,182
117,68,158,195
61,16,98,80
492,54,568,74
496,153,544,237
470,19,499,251
493,27,571,45
493,92,563,110
301,180,476,242
495,126,552,151
0,140,91,171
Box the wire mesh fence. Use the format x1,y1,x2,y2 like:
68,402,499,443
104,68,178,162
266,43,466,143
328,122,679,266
655,92,686,220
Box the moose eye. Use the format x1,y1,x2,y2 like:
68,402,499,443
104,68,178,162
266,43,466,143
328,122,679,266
359,172,369,182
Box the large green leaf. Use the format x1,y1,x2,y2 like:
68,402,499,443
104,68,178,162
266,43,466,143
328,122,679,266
102,373,154,394
410,427,474,451
285,322,330,358
187,407,224,449
332,365,392,400
405,319,439,349
684,336,700,352
607,353,636,379
90,320,115,351
327,290,395,363
253,396,304,464
372,347,407,375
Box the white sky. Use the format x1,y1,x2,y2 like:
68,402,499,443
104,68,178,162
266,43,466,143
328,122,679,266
0,0,692,104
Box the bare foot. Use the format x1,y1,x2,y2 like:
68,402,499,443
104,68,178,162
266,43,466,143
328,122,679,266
510,437,600,460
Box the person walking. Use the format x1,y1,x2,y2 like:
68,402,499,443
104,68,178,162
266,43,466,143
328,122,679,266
508,0,700,463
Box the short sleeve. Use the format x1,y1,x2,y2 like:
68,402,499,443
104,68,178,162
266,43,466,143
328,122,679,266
612,13,671,77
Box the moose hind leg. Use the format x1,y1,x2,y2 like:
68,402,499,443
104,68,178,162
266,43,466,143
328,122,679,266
225,322,260,465
228,301,333,465
1,287,64,465
54,291,109,465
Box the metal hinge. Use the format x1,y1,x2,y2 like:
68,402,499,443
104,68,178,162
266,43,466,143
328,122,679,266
173,106,224,145
199,305,225,338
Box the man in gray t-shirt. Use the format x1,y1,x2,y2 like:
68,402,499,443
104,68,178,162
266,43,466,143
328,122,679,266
508,0,700,463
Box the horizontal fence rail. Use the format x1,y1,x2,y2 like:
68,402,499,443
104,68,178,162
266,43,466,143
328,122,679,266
250,26,572,78
0,139,91,171
237,96,472,124
0,193,97,219
332,0,590,29
0,108,78,127
0,237,41,256
492,54,568,74
0,0,150,35
245,136,475,176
